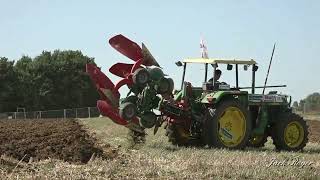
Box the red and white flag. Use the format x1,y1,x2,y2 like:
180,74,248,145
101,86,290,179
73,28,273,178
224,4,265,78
200,37,209,59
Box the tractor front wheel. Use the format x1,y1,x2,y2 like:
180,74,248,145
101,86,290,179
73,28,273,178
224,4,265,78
271,113,308,151
204,99,252,149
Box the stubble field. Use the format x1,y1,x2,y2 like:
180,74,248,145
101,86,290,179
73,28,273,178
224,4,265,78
0,117,319,179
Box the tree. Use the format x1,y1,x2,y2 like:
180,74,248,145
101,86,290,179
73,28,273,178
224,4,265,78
298,92,320,113
0,57,19,112
292,101,298,109
304,92,320,112
26,50,99,110
14,56,34,109
299,100,305,112
0,50,100,112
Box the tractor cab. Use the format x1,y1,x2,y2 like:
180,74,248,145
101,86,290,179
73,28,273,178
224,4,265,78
175,58,258,101
175,58,288,106
177,58,258,91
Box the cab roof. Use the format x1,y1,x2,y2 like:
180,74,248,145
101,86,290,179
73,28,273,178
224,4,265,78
182,58,257,65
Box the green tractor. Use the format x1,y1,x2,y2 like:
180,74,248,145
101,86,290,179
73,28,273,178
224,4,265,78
162,58,308,151
87,34,308,151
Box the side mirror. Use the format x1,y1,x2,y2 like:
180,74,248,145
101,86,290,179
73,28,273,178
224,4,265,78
227,64,233,70
244,65,248,71
175,61,183,67
253,65,259,72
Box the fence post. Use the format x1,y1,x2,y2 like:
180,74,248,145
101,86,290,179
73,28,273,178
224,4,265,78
39,111,42,119
88,107,91,118
75,108,78,118
14,112,16,119
64,109,66,119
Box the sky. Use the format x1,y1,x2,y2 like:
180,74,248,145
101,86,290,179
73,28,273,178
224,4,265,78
0,0,319,101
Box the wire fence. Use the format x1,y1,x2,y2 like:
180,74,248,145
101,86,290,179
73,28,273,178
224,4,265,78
0,107,100,119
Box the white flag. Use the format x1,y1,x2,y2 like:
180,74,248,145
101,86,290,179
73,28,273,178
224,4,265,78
200,38,209,59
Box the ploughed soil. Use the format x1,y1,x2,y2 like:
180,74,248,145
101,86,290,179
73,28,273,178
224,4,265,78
0,118,319,164
307,120,320,143
0,119,116,164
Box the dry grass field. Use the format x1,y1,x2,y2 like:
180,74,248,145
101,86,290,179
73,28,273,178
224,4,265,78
0,116,320,179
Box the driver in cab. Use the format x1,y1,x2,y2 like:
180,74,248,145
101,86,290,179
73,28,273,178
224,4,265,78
208,69,222,84
207,69,229,90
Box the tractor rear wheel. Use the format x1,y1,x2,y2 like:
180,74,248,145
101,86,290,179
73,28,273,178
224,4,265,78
271,113,308,151
204,99,252,149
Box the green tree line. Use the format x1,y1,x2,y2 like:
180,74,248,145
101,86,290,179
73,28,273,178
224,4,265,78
293,92,320,112
0,50,99,112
